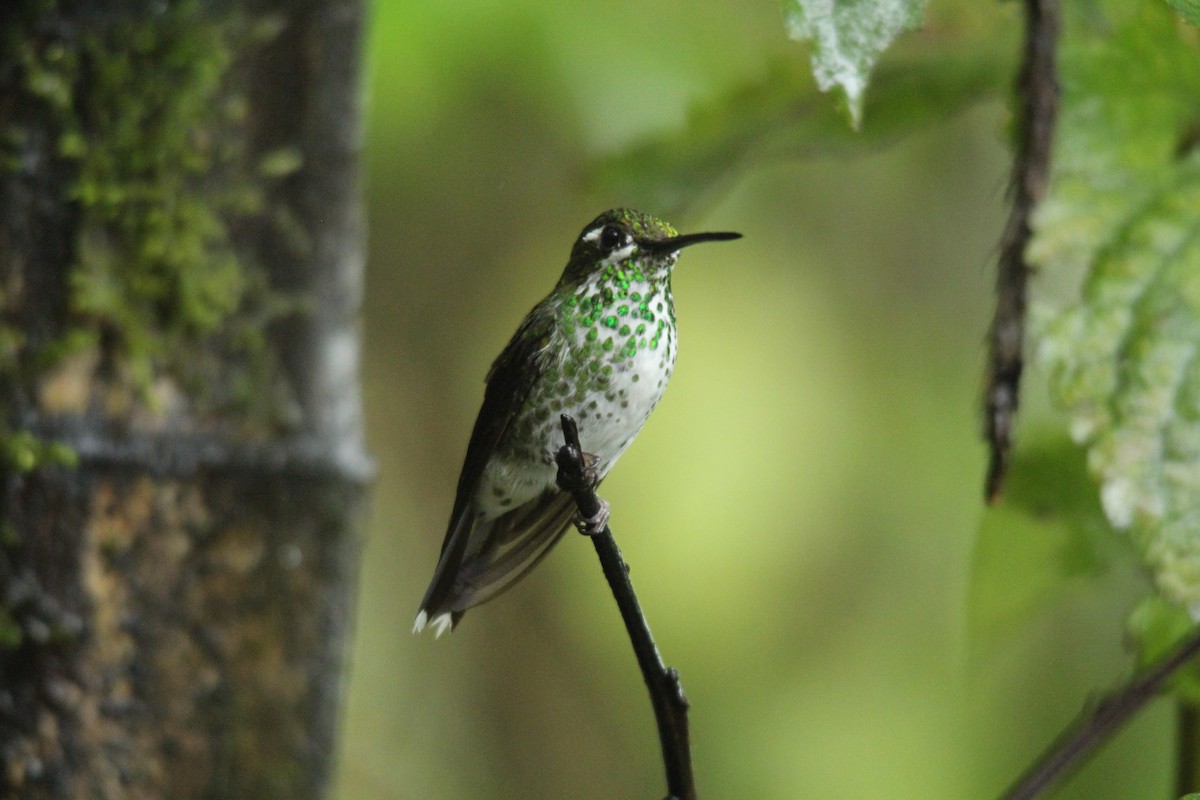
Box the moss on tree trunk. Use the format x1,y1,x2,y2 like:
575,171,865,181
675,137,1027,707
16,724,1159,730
0,1,369,797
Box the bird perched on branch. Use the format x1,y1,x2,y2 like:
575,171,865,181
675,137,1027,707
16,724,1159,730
414,209,741,637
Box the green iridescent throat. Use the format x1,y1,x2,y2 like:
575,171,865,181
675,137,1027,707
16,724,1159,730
564,260,673,358
502,253,677,463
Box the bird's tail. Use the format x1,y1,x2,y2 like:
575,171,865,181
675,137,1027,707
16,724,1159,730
413,491,576,636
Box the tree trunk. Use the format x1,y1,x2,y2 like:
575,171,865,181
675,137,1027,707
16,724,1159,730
0,2,369,798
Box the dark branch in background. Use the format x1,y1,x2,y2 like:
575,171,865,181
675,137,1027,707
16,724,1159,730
983,0,1059,503
555,415,695,800
999,626,1200,800
1178,703,1200,795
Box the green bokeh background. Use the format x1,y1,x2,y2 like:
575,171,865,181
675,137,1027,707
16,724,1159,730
336,1,1170,797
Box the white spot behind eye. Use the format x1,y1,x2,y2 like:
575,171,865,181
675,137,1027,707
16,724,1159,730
600,242,637,266
582,227,603,244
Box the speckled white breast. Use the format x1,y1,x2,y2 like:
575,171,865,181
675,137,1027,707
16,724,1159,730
475,278,677,521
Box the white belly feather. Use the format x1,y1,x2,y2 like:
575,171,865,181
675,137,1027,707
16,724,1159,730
475,280,677,521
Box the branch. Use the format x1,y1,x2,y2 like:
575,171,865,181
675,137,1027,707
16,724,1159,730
1178,703,1200,796
24,416,373,482
554,415,694,800
999,625,1200,800
983,0,1059,503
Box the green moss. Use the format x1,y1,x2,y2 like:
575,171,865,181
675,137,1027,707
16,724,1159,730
0,429,78,473
258,148,304,178
0,606,22,650
7,1,292,420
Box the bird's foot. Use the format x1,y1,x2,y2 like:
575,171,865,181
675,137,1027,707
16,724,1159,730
581,451,601,488
573,496,610,536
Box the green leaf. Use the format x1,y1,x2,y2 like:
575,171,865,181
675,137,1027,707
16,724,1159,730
1127,595,1200,703
782,0,929,127
1037,0,1200,609
1167,0,1200,26
591,53,1005,218
970,436,1139,641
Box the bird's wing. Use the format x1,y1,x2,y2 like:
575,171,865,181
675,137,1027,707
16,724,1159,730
415,302,559,625
447,489,576,612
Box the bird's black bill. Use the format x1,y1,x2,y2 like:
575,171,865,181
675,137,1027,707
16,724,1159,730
639,230,742,255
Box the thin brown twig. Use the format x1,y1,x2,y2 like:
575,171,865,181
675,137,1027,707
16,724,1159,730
983,0,1060,503
1000,626,1200,800
555,414,694,800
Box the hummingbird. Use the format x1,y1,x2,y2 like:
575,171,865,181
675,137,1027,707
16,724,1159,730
413,209,741,637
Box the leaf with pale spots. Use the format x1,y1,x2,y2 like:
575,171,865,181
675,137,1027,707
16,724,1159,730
782,0,929,127
1036,0,1200,615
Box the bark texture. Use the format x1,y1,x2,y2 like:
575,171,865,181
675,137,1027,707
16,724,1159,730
0,2,368,798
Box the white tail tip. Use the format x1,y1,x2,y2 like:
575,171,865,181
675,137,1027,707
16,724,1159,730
412,609,454,638
430,612,453,638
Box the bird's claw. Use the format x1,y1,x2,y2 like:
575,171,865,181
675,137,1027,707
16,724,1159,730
581,451,601,488
573,497,610,536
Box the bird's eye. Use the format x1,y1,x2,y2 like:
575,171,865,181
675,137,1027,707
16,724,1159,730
599,225,625,251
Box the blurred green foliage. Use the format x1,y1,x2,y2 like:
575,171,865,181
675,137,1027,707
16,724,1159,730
969,435,1144,643
1128,596,1200,705
1167,0,1200,26
593,52,1008,219
339,0,1192,798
